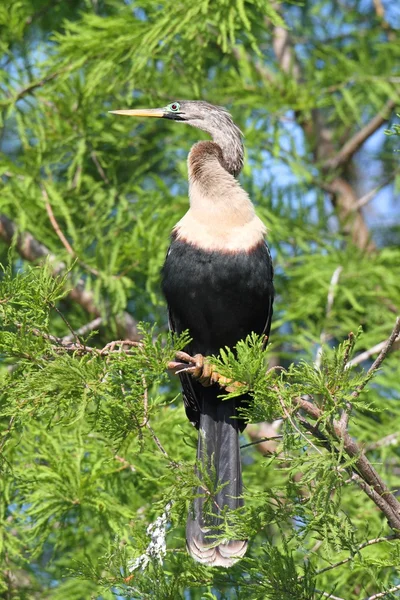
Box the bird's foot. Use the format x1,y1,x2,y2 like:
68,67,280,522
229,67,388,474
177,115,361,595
192,354,235,390
168,351,242,392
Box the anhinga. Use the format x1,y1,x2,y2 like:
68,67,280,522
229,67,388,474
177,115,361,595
110,101,274,567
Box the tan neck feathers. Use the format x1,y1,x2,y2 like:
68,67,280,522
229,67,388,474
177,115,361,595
173,141,266,252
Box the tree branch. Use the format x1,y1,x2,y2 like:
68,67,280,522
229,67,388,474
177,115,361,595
322,100,396,171
348,318,400,373
364,583,400,600
167,321,400,533
0,213,139,340
315,265,343,369
313,536,396,577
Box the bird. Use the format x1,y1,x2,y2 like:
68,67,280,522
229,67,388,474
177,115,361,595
110,101,274,567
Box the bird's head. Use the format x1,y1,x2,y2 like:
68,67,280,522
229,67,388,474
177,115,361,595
110,100,244,176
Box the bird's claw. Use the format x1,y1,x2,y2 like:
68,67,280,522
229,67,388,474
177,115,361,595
192,354,231,388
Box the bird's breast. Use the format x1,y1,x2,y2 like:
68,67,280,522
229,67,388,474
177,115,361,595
173,210,266,253
162,237,274,356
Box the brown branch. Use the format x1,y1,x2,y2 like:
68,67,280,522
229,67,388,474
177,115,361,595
276,387,323,455
360,318,400,378
0,213,139,340
348,335,400,369
42,185,75,256
41,184,101,277
90,151,110,185
15,323,142,359
240,435,282,450
168,321,400,533
4,67,70,105
322,100,396,172
146,422,177,467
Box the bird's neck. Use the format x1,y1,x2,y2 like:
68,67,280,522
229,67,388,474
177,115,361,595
187,141,255,225
174,141,266,252
210,129,244,177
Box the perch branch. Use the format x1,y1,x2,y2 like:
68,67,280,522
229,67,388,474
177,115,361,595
167,320,400,532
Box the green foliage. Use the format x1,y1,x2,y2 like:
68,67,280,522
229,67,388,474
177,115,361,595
0,0,400,598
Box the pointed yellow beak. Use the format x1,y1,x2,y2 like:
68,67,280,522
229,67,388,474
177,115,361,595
109,108,165,118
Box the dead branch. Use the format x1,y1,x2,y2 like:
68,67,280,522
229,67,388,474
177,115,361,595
0,213,139,340
315,266,343,369
62,317,103,343
322,100,396,172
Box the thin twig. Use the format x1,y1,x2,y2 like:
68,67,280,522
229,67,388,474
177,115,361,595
140,374,149,427
275,386,323,455
348,334,400,369
62,317,103,343
42,185,100,277
90,151,110,184
146,422,177,467
240,435,283,449
114,455,136,472
351,318,400,402
364,583,400,600
0,416,15,453
52,304,81,345
366,432,400,451
16,323,142,357
322,100,396,171
338,331,356,431
315,266,343,369
42,185,75,256
314,590,345,600
352,173,398,212
313,535,396,577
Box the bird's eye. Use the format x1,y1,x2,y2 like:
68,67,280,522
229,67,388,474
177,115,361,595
168,102,180,112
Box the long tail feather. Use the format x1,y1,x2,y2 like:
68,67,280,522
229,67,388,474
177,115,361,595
186,387,247,567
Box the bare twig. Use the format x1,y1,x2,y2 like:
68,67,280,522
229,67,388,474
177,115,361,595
0,416,15,453
315,590,345,600
275,386,323,455
146,422,177,467
348,333,400,369
3,69,66,104
62,317,103,343
140,374,149,427
338,331,357,431
114,455,136,472
42,185,75,256
42,185,100,277
352,173,398,212
313,535,396,577
315,266,343,369
366,432,400,451
362,318,400,376
90,151,110,184
52,304,81,345
322,100,396,171
364,583,400,600
16,323,142,357
240,435,283,449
